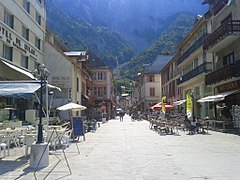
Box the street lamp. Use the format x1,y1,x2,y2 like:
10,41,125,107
33,64,49,144
190,90,195,122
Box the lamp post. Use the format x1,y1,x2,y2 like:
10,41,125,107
190,90,195,122
33,64,49,144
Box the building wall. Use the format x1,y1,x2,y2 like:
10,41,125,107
0,0,45,80
44,41,72,108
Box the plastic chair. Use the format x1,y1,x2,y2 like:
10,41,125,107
24,134,36,157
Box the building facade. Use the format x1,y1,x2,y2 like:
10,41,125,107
176,17,213,119
87,51,115,120
0,0,46,80
0,0,46,120
202,0,240,126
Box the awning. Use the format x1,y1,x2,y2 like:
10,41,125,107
173,99,186,106
1,59,35,80
197,89,240,103
57,102,86,111
0,81,41,98
47,84,62,91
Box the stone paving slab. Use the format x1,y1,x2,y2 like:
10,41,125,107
1,116,240,179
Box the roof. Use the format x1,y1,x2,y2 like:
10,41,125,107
145,55,173,74
87,50,109,68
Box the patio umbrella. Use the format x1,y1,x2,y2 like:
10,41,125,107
150,102,174,110
57,102,87,111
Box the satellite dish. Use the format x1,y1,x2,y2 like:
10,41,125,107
227,0,232,6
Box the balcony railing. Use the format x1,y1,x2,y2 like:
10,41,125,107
177,62,212,85
205,61,240,86
178,34,208,65
203,20,240,50
213,0,228,16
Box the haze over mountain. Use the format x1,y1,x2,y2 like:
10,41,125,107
47,0,207,52
46,0,208,74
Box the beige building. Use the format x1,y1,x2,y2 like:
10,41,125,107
176,16,213,119
0,0,46,80
201,0,240,125
161,55,180,106
140,55,172,112
0,0,46,121
45,31,92,119
87,51,115,120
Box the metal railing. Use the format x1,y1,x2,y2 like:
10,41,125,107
203,20,240,50
178,34,208,65
177,62,212,85
205,61,240,86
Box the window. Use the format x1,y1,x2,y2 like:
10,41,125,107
96,72,106,80
148,75,155,82
21,55,28,69
150,88,155,96
36,12,41,25
223,52,235,66
94,87,107,97
77,77,79,92
2,44,13,61
23,0,30,13
82,82,86,94
4,11,14,29
22,26,29,41
35,37,41,50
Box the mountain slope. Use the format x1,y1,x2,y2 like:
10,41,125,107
117,12,197,79
49,0,207,52
46,1,135,67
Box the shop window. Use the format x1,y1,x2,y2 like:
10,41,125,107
2,44,13,61
4,10,14,29
21,55,29,69
22,26,29,41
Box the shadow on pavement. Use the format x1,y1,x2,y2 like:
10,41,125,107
0,156,29,176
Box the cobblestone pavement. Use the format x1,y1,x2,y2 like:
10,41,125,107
1,115,240,180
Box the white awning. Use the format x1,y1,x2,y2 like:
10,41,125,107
173,99,186,106
57,102,86,111
1,60,35,80
47,84,62,91
197,89,240,103
0,81,41,98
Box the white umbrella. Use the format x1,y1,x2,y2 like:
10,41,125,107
57,102,86,111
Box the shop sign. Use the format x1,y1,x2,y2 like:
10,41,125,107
51,76,70,88
217,80,240,93
0,22,38,59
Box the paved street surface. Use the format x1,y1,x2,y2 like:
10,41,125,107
1,115,240,180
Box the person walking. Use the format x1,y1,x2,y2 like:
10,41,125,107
120,111,124,122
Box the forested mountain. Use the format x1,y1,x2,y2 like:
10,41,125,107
116,12,197,79
46,0,208,76
46,1,135,67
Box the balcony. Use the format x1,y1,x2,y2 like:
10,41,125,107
205,62,240,86
178,34,208,65
203,20,240,51
213,0,228,16
177,62,212,85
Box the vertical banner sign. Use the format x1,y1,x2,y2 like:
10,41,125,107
186,90,192,119
161,96,166,113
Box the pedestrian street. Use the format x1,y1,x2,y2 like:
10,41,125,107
1,115,240,180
